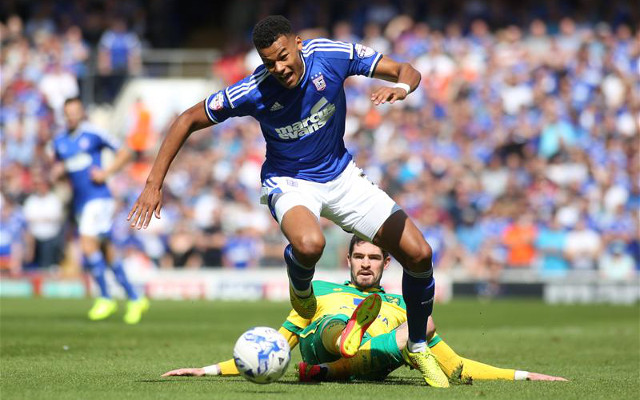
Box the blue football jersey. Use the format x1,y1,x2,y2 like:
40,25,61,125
204,38,382,183
52,121,119,212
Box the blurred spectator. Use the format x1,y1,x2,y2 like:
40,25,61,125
502,212,537,268
38,60,79,126
162,222,201,269
61,26,90,92
22,176,65,269
538,101,578,159
126,98,156,153
0,195,26,275
599,241,636,281
222,227,262,269
565,219,602,271
97,17,142,103
197,207,226,268
535,215,569,278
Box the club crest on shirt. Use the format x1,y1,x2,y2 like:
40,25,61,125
355,43,375,58
209,92,224,111
79,138,90,149
312,73,326,91
384,295,400,305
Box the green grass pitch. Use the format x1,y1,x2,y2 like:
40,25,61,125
1,298,638,400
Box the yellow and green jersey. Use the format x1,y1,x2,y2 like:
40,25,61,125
282,280,407,338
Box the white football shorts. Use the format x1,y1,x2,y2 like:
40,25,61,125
260,161,401,241
77,198,116,238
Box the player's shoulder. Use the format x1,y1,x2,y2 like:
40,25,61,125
223,65,271,109
80,122,119,147
302,38,354,60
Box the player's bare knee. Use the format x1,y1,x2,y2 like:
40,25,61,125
404,241,433,273
80,236,100,255
293,234,325,264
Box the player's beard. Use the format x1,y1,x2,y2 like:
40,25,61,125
352,272,381,290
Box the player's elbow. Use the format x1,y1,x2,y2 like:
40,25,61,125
176,102,212,134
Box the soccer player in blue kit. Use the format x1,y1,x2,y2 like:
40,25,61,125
52,97,149,324
128,15,448,386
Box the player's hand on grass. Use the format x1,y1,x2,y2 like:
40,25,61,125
89,168,109,184
162,368,207,377
527,372,568,381
370,86,407,105
127,184,162,230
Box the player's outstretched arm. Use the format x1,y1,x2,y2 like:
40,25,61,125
370,56,421,105
128,101,213,229
162,324,300,378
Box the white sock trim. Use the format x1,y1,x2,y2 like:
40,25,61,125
407,340,427,353
203,364,221,376
514,370,529,381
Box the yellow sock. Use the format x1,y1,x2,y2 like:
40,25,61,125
219,359,240,375
429,335,515,381
428,336,464,377
320,319,346,355
459,357,515,381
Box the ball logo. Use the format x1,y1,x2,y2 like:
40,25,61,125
355,43,375,58
209,92,224,111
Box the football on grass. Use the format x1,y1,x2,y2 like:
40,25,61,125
233,326,291,384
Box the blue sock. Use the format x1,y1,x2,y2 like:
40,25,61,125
402,269,435,346
284,244,314,296
85,252,110,298
112,261,138,300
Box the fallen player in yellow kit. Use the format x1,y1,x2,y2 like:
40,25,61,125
163,236,566,383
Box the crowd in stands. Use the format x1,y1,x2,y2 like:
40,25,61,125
1,1,638,285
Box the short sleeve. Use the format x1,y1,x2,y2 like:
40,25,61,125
282,308,310,333
204,69,266,124
347,43,383,78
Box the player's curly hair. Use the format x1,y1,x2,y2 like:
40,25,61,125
252,15,292,49
348,235,390,260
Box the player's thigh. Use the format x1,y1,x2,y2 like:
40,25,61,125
280,205,325,254
261,177,324,251
322,162,400,242
372,209,432,269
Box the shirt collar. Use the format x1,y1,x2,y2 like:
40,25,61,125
292,52,306,88
344,281,386,294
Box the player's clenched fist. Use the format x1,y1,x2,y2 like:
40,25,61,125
127,184,162,229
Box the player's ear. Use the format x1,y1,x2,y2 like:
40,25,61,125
295,35,303,51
